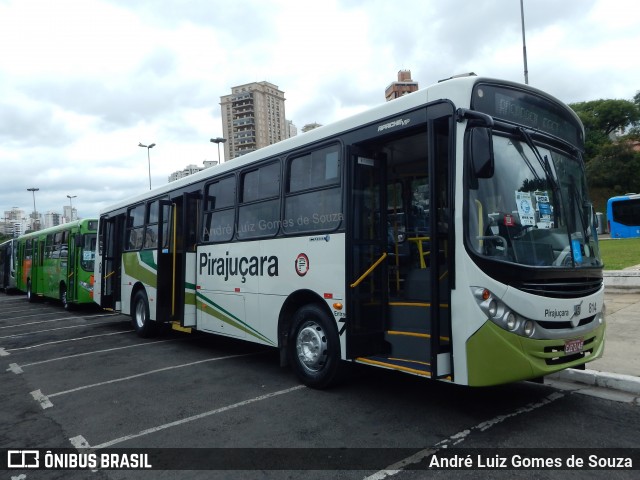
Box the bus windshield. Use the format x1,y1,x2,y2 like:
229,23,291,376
81,234,97,271
467,132,601,268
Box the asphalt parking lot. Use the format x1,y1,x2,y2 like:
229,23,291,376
2,293,639,480
2,293,444,480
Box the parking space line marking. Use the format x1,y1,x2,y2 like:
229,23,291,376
48,352,263,399
363,391,566,480
0,320,123,340
0,348,8,356
0,312,120,330
70,384,305,449
7,338,183,373
1,311,70,321
70,435,90,449
7,363,23,374
30,389,54,409
4,330,133,354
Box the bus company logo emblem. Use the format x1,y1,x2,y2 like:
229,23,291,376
573,302,582,317
377,118,411,132
309,235,330,242
295,253,310,277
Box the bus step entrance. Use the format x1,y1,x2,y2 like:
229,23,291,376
354,355,432,378
354,301,450,378
171,321,192,333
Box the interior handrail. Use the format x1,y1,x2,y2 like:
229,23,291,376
350,252,387,288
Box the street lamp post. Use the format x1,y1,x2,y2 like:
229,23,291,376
27,187,39,231
210,137,227,164
138,142,156,190
67,195,77,222
520,0,529,85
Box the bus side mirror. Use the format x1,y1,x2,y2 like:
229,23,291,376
470,127,494,179
74,234,83,247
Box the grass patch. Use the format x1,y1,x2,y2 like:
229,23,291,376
599,237,640,270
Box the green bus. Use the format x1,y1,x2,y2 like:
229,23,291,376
16,219,98,309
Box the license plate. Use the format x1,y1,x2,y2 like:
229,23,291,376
564,338,584,355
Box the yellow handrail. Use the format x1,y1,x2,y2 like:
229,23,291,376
407,236,430,269
350,252,387,288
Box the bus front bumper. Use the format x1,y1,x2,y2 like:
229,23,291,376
466,320,606,387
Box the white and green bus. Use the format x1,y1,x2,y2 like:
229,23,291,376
94,75,605,388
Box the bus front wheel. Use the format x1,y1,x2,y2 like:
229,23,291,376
288,304,340,389
132,290,157,338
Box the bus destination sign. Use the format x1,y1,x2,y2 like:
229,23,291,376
472,84,583,149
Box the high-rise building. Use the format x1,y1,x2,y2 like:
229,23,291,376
63,205,77,223
168,161,217,182
385,70,419,101
3,208,28,236
220,81,288,160
302,122,322,133
43,211,63,229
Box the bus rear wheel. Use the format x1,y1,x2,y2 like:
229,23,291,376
132,290,157,338
288,304,340,389
60,285,72,310
27,280,37,303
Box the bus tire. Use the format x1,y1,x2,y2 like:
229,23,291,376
27,280,37,303
288,304,340,389
60,284,72,311
132,290,157,338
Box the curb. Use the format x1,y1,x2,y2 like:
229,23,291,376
549,368,640,395
603,270,640,292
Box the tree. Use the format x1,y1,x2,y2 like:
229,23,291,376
627,91,640,140
570,99,640,136
585,142,640,194
569,96,640,195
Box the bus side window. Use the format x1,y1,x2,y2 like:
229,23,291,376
144,200,160,249
125,204,145,251
203,176,236,243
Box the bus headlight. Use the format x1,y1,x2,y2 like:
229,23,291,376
472,287,539,338
523,320,535,337
505,312,518,331
487,299,498,317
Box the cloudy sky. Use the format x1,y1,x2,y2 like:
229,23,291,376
1,0,638,221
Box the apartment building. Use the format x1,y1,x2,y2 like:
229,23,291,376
220,81,289,160
385,70,419,101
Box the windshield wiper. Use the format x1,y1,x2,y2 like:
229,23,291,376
517,128,560,194
569,176,592,242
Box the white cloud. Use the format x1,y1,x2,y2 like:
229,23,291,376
0,0,638,219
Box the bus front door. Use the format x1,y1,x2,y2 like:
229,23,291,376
347,148,388,358
347,108,454,380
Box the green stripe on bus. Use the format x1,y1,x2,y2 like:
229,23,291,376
196,291,275,346
123,252,157,288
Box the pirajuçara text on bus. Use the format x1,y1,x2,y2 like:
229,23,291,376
92,74,605,388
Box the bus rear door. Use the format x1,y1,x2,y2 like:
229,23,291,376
98,215,123,311
156,192,199,328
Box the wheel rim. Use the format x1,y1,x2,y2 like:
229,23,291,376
61,290,67,308
135,299,146,329
296,320,328,373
